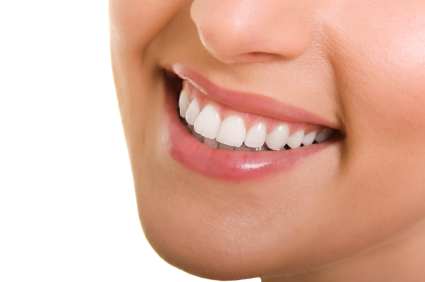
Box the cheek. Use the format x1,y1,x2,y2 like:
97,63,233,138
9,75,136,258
109,0,189,53
326,2,425,236
329,2,425,155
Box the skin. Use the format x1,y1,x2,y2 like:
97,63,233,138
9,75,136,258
109,0,425,281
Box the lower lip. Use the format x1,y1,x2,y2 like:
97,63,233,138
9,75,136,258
163,87,338,181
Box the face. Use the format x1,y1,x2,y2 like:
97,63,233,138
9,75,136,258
109,0,425,280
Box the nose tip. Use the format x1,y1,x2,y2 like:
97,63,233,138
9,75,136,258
191,0,314,64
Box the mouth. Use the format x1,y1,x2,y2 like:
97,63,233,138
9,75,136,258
162,64,343,181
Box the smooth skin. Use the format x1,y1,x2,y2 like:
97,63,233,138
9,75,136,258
109,0,425,281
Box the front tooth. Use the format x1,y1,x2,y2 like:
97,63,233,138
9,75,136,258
216,116,246,147
185,99,200,125
265,124,289,150
287,130,304,149
204,138,218,149
244,123,266,148
179,89,190,118
194,105,221,139
315,128,334,143
302,131,316,146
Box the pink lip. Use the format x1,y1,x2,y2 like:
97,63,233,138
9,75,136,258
163,79,339,181
169,63,339,129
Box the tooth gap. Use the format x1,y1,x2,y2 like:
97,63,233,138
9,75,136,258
187,124,194,134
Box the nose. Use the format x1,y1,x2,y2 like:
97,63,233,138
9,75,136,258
191,0,315,64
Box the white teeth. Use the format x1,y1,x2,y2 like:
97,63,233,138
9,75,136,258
194,105,221,139
185,99,200,125
179,94,333,150
244,123,266,148
315,128,334,143
179,89,190,118
218,143,235,150
216,116,247,147
203,138,218,149
265,124,289,150
287,130,305,149
302,131,316,146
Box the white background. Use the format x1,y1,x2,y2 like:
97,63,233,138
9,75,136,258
0,1,259,281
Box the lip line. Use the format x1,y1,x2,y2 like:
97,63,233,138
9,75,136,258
163,82,340,181
167,63,340,130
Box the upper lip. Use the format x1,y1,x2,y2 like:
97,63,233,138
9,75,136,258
167,63,340,130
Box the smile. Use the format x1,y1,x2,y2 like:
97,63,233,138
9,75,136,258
162,64,343,180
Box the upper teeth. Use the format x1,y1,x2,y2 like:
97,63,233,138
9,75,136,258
287,130,305,149
194,104,221,139
265,124,289,150
245,123,267,148
185,98,200,125
314,128,334,143
178,89,190,118
302,131,316,146
216,115,246,147
179,88,332,150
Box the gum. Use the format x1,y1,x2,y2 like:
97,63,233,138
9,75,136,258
183,80,326,136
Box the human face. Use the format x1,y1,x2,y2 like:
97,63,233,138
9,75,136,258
109,0,425,280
